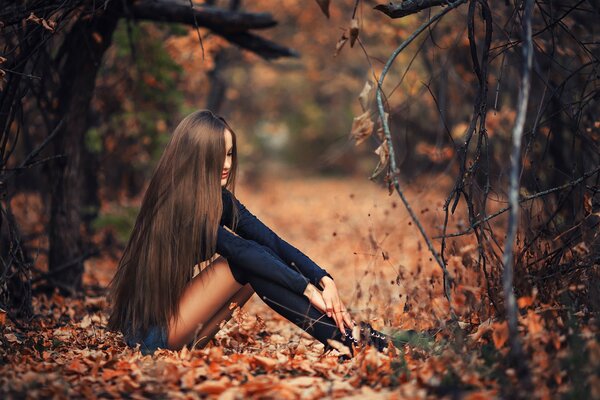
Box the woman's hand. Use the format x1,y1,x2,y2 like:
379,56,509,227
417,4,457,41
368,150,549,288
303,280,354,333
319,277,354,333
303,283,328,314
304,276,355,332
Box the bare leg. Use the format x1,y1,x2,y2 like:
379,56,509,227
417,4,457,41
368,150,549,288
192,283,254,349
166,255,253,350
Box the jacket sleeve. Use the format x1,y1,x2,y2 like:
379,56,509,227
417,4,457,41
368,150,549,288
221,187,334,290
215,225,310,295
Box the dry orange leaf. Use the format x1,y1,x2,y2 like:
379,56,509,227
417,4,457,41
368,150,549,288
102,369,122,381
492,321,508,349
194,380,230,395
517,296,534,309
524,310,543,336
66,359,88,374
181,369,196,389
254,355,279,370
469,318,492,341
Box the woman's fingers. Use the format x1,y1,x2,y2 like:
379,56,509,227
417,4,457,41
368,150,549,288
314,293,328,314
333,301,345,333
319,285,354,333
331,301,340,331
341,306,353,330
308,287,353,333
307,286,327,314
324,297,333,319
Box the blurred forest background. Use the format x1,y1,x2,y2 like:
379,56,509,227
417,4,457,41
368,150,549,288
1,0,599,398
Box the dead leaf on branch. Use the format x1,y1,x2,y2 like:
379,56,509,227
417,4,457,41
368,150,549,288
370,139,390,179
350,111,374,145
315,0,330,19
334,30,349,57
350,18,359,47
26,12,56,32
358,80,374,112
335,18,360,55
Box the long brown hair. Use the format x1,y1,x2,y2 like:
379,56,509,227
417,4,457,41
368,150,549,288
107,109,240,339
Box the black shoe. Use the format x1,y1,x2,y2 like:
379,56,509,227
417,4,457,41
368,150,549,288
357,321,390,352
333,322,390,361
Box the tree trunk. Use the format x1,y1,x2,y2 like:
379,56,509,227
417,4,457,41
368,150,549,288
205,0,242,113
47,5,120,295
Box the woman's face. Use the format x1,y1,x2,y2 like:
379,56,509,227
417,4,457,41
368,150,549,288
221,128,233,186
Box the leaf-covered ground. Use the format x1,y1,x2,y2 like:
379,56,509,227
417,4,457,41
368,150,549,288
2,173,599,398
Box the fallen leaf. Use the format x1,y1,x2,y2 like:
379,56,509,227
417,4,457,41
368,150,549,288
254,355,279,370
194,379,229,394
286,376,321,387
492,321,508,349
66,359,88,374
80,315,92,329
469,318,493,342
326,338,352,356
517,296,534,309
4,333,21,344
102,369,122,381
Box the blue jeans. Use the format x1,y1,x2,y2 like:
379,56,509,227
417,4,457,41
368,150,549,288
125,245,354,355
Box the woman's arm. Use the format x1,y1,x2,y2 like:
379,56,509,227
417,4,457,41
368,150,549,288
215,225,310,296
221,188,334,290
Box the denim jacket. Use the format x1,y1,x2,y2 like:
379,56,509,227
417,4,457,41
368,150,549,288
215,187,334,295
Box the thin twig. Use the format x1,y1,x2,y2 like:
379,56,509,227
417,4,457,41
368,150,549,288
433,165,600,239
375,0,467,302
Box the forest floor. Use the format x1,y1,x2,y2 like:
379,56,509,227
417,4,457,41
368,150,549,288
1,171,598,399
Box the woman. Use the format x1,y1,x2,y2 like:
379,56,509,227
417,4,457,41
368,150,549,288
106,110,390,358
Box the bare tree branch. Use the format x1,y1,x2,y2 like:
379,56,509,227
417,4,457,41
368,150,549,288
434,166,600,239
129,0,278,33
502,0,534,377
218,32,300,60
375,0,467,302
374,0,462,19
130,0,298,59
